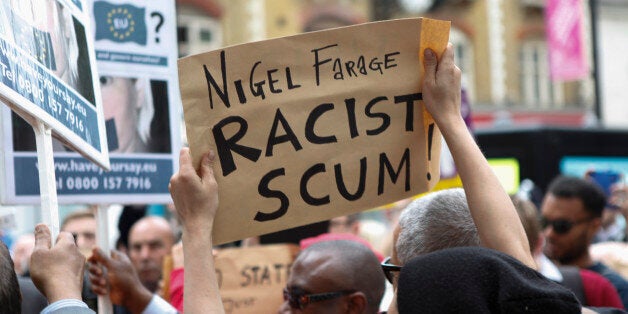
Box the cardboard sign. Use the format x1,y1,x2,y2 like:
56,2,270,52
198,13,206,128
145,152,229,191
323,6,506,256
215,244,300,314
179,18,450,244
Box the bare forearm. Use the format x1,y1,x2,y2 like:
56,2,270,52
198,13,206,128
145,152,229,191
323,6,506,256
183,230,224,314
439,117,535,268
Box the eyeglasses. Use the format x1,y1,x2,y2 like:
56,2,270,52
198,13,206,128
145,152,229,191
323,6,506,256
540,217,593,235
381,256,402,284
282,287,355,309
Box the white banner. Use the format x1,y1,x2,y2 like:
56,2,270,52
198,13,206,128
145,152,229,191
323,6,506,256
0,0,109,168
0,0,181,205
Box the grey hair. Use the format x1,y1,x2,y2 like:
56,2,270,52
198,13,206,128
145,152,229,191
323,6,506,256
396,188,480,264
135,77,154,144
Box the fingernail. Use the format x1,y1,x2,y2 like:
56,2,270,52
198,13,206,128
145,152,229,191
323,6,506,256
424,49,435,59
208,150,215,163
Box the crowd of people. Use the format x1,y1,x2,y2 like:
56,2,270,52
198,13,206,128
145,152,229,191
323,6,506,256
2,43,628,314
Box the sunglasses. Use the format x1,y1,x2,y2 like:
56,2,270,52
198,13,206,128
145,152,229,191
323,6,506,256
540,217,592,235
381,256,402,284
282,287,355,309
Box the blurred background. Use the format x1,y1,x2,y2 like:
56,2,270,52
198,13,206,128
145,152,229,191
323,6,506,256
176,0,627,129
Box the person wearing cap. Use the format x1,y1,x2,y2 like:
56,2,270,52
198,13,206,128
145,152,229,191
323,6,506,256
395,246,582,313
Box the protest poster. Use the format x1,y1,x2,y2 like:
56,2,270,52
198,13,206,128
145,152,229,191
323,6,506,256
0,0,181,204
215,244,299,314
0,0,109,169
179,18,450,244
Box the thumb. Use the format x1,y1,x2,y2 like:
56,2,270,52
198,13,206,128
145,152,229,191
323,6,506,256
90,247,112,267
200,150,216,182
33,224,52,250
111,249,132,264
423,48,437,84
111,250,124,261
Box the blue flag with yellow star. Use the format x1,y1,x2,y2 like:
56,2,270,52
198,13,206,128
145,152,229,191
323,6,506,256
94,2,147,45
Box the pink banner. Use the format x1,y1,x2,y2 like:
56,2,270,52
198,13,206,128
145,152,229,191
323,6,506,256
546,0,589,81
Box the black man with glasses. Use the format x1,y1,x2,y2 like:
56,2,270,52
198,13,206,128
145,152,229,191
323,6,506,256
542,176,628,308
277,240,385,314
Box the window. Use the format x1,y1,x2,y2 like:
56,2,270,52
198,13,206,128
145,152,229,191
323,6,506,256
199,29,212,42
450,28,475,103
519,40,564,109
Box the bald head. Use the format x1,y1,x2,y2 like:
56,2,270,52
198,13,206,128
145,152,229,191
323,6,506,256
283,240,385,314
128,216,174,292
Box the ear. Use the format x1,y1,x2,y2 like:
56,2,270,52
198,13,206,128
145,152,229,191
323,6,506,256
347,291,367,314
587,217,602,239
351,222,360,236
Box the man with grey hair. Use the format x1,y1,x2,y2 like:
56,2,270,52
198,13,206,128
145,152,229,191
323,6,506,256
384,46,535,312
394,188,480,265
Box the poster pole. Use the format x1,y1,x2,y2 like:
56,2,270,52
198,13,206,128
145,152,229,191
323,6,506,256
33,120,59,240
96,204,113,314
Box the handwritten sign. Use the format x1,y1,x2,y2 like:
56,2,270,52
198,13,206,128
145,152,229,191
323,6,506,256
179,18,450,244
215,244,299,314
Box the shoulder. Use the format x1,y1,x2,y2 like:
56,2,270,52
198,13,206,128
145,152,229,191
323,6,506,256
591,263,628,285
579,269,624,309
18,277,48,313
580,268,614,286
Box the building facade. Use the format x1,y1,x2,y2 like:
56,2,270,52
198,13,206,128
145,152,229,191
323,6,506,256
176,0,627,129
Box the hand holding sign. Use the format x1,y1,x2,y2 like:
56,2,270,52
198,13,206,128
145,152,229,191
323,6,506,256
421,45,462,130
169,148,219,236
169,147,224,313
178,18,450,245
419,44,536,268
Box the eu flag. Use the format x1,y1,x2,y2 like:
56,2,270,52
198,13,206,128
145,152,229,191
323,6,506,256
94,2,147,45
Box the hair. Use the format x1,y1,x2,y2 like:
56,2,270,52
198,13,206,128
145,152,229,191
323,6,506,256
298,240,385,314
547,176,607,218
61,209,95,231
135,77,154,144
396,188,480,265
511,195,541,252
53,1,79,87
0,242,21,313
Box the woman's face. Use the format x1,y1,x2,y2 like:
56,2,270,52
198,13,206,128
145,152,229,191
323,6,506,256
100,76,141,153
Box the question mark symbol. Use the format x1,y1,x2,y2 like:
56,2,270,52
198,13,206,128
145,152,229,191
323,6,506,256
150,12,164,43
